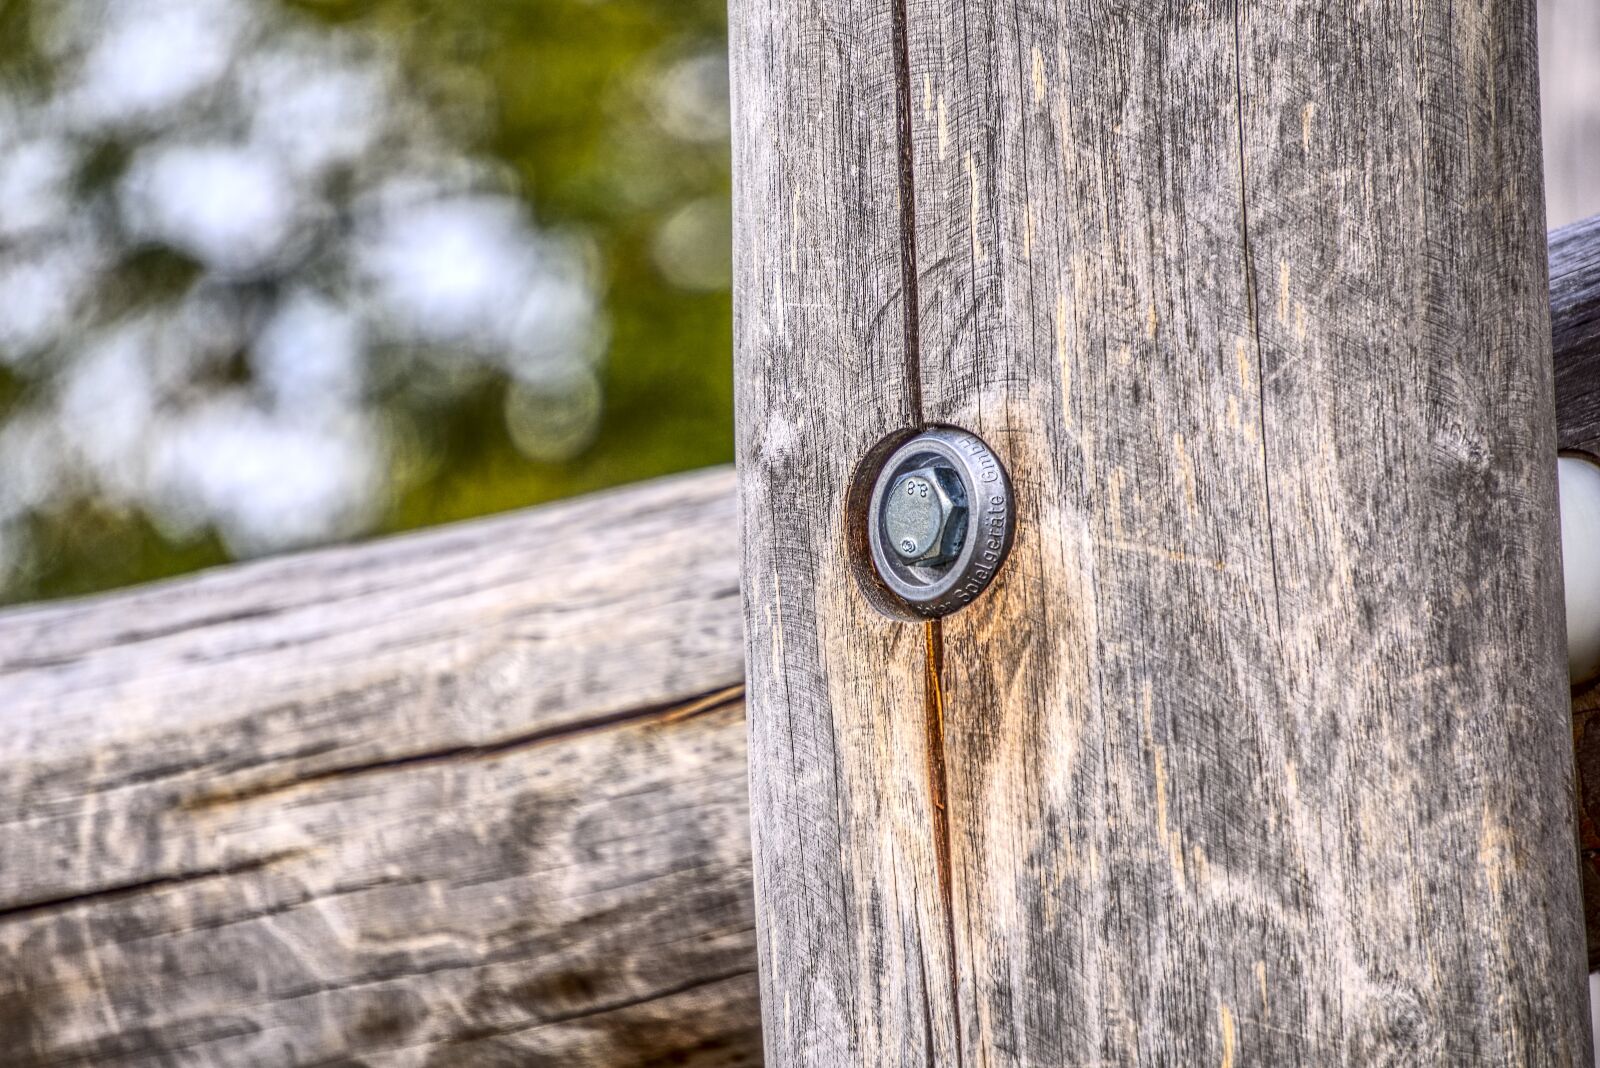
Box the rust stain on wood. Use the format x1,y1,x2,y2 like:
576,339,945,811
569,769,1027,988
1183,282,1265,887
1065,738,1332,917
922,618,964,1068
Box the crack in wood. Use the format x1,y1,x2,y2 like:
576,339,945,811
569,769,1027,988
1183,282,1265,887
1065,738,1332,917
1231,7,1285,638
890,0,924,424
177,683,746,812
891,0,965,1054
295,967,758,1068
890,0,968,1054
922,619,963,1067
0,849,307,926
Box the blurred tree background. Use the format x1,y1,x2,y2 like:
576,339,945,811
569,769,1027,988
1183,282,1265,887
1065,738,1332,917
0,0,733,605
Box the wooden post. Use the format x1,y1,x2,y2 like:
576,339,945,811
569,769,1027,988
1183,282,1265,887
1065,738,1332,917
731,1,1590,1063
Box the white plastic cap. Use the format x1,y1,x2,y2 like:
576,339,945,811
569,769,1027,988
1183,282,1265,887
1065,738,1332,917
1560,454,1600,684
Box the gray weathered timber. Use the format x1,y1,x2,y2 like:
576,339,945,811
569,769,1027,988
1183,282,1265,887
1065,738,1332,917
735,0,1591,1064
1554,213,1600,458
0,468,760,1067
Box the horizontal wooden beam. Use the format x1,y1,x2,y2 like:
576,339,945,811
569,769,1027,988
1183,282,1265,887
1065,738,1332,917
2,213,1600,1062
0,469,758,1067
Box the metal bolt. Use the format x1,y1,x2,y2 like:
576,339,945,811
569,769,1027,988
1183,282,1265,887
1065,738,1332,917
860,425,1014,619
882,465,968,567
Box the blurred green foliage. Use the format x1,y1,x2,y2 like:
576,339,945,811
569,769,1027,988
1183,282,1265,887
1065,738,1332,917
0,0,734,604
329,0,735,524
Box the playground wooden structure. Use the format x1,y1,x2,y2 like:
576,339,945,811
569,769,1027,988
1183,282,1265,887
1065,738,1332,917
6,1,1600,1064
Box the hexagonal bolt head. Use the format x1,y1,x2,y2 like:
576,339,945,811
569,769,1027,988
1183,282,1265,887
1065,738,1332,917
883,464,968,567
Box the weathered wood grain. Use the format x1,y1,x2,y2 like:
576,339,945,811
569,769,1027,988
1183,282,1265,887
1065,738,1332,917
1554,214,1600,459
0,468,761,1067
735,1,1591,1064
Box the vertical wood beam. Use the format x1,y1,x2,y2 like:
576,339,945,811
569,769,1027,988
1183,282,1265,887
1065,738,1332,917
732,0,1590,1062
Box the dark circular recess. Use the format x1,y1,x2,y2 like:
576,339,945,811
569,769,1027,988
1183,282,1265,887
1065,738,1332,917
863,425,1015,619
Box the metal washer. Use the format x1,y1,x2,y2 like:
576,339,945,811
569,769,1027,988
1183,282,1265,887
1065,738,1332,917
866,426,1016,618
